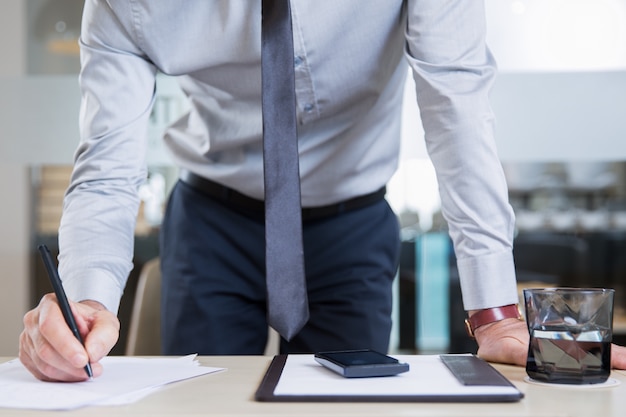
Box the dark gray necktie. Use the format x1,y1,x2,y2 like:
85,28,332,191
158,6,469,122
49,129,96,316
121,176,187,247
261,0,309,340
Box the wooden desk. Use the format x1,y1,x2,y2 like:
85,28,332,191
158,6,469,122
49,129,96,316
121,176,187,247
2,356,625,416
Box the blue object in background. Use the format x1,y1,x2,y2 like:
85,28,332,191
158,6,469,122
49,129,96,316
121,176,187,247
416,232,450,352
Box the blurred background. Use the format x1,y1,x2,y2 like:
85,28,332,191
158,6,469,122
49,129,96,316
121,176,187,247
1,0,626,356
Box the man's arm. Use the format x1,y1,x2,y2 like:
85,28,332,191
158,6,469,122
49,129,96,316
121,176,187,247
20,1,157,381
404,1,517,313
404,1,626,370
59,0,158,313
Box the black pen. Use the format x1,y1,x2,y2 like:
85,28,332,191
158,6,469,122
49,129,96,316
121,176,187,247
38,244,93,380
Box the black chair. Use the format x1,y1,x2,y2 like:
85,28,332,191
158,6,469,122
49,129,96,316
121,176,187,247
397,239,418,352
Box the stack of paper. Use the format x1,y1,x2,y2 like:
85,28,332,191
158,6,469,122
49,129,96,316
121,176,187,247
0,355,223,410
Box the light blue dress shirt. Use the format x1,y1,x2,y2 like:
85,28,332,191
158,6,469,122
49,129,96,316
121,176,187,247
59,0,518,314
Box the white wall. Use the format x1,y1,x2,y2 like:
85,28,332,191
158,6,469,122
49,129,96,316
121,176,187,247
491,71,626,162
485,0,626,162
485,0,626,73
0,0,29,356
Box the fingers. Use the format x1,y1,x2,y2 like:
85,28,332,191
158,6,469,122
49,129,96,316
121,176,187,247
19,328,80,381
611,343,626,370
19,294,119,381
20,295,90,381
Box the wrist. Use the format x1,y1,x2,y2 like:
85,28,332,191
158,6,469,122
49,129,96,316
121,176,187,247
80,299,108,312
464,304,523,338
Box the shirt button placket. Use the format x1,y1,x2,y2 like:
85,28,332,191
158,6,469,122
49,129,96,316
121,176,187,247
293,52,317,122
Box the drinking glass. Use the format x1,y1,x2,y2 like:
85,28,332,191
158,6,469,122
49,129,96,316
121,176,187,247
523,287,614,384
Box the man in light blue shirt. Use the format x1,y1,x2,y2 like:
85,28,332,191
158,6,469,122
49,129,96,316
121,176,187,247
19,1,626,381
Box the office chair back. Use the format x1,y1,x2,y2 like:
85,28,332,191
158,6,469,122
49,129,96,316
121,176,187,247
126,258,162,355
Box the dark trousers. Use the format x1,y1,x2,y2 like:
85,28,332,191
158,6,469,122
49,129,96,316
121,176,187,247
160,180,400,355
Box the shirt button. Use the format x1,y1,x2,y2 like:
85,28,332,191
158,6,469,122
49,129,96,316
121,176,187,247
303,103,315,113
294,55,303,68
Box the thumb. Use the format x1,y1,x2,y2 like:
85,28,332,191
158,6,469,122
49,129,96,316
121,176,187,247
75,302,120,362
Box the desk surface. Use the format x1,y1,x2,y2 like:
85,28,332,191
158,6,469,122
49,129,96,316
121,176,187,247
1,356,625,416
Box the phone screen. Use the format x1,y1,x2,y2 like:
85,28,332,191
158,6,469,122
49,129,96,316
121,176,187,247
320,350,399,366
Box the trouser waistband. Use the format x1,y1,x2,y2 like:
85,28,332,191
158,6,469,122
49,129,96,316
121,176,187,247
179,170,386,221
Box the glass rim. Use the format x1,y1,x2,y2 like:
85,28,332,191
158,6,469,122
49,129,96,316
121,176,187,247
523,287,615,295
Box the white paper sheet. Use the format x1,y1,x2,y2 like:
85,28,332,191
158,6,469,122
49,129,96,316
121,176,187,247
0,355,224,410
274,354,520,397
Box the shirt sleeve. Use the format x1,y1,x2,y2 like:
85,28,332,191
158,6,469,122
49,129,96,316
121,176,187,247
58,1,158,313
404,0,518,310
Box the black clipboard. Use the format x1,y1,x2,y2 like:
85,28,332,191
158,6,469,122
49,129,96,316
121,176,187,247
255,354,524,402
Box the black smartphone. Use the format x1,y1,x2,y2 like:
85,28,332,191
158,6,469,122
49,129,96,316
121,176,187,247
314,349,410,378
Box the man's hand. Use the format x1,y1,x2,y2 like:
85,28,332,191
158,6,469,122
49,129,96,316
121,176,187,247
473,317,626,370
19,294,120,381
473,317,528,366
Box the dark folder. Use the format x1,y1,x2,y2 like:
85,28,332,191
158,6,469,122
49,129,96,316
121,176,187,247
255,354,524,402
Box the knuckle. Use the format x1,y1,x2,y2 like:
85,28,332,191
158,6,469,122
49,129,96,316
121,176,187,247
40,293,56,304
22,309,36,327
38,313,57,335
40,292,56,304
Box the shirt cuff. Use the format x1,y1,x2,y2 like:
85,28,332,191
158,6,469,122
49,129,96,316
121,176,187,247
61,269,124,314
456,249,519,311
